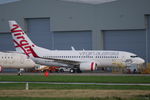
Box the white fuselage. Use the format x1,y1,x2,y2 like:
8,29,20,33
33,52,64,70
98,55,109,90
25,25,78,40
33,46,145,67
0,52,35,68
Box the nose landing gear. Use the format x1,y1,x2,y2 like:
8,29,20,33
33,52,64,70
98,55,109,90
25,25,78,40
17,68,24,76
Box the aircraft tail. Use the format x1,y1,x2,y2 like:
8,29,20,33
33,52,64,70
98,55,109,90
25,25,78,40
9,21,39,57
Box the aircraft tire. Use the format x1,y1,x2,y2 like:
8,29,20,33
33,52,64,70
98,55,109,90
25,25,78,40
17,73,22,76
70,68,75,73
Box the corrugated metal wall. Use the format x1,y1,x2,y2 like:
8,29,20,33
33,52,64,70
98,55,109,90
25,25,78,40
0,33,14,51
26,18,52,49
53,31,92,50
147,16,150,62
26,18,92,50
103,30,146,60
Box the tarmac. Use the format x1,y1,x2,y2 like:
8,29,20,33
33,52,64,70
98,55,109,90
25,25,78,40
0,72,150,76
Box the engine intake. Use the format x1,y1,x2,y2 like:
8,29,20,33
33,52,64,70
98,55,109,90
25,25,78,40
79,62,97,71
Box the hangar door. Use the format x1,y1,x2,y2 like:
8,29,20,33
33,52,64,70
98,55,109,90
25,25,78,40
26,18,52,49
0,33,14,51
103,30,146,60
53,31,92,50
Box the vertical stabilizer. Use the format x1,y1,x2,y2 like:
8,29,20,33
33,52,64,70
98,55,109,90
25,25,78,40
9,21,39,57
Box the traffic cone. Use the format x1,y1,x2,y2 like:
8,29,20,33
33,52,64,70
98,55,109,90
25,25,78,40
44,71,49,77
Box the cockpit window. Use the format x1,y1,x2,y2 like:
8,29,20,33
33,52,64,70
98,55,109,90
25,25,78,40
130,56,138,58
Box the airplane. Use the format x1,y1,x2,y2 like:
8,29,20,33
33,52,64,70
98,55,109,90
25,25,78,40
0,51,36,75
9,21,145,73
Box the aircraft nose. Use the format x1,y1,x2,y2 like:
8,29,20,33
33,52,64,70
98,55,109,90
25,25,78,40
132,58,145,65
137,58,145,64
140,58,145,64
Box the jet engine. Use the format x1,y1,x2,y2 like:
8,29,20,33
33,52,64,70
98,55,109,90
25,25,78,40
0,66,2,72
35,65,49,71
79,62,97,71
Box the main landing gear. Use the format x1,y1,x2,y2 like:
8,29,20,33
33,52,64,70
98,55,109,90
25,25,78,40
70,68,82,73
17,68,24,76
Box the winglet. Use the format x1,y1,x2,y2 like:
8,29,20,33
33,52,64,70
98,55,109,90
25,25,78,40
71,46,75,51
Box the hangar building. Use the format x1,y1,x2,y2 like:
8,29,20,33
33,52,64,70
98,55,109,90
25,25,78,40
0,0,150,64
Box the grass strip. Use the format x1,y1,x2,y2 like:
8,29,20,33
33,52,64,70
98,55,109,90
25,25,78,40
0,96,150,100
29,83,150,90
0,97,87,100
0,75,150,83
0,83,150,90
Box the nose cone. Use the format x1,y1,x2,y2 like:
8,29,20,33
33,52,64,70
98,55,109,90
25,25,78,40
140,58,145,64
135,58,145,64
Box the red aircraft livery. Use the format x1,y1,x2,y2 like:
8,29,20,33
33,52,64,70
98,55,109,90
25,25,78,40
11,24,38,57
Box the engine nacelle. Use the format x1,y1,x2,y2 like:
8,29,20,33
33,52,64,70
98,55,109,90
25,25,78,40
0,66,2,72
35,65,49,71
79,62,97,71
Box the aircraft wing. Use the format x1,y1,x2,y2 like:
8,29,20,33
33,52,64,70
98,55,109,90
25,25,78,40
39,57,80,65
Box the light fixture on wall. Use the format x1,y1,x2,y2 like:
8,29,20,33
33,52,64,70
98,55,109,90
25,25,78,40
61,0,117,5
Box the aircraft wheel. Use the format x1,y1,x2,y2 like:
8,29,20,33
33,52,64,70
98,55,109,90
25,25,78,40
17,73,22,76
70,68,75,73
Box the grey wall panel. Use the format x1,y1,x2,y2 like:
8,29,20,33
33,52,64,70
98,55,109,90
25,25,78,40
0,0,150,32
0,33,14,51
147,16,150,62
26,18,52,49
0,0,150,50
104,30,146,60
53,31,92,50
0,0,149,50
95,0,150,30
3,68,17,72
